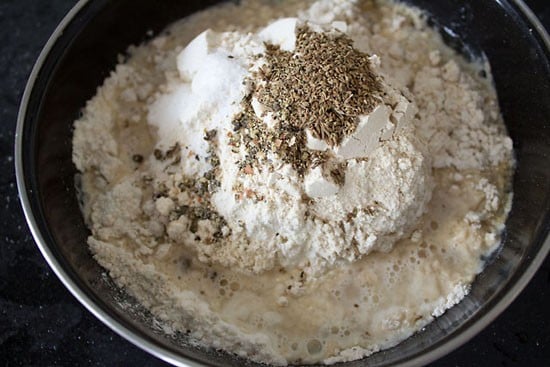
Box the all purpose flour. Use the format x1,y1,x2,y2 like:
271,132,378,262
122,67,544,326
72,0,514,364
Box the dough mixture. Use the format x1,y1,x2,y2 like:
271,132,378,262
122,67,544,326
72,0,514,364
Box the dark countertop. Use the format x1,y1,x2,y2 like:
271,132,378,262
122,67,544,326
0,1,548,366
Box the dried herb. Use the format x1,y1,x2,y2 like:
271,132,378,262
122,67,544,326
232,26,381,176
257,27,381,146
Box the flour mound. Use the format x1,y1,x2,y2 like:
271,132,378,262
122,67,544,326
142,21,433,275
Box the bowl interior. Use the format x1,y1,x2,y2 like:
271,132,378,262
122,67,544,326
17,0,550,366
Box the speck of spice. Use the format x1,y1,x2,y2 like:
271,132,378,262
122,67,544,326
132,154,144,163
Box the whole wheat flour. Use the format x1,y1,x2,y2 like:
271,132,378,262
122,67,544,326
72,0,514,365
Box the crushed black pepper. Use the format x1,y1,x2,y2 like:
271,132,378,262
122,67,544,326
150,128,230,244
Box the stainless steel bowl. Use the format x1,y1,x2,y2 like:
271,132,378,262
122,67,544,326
15,0,550,366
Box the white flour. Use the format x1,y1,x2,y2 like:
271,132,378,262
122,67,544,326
145,18,434,274
72,0,514,365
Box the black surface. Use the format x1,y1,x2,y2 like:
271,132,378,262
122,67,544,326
1,1,549,366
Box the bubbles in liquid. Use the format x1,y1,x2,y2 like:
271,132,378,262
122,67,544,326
331,326,339,334
307,339,322,355
252,315,264,328
291,342,299,351
230,282,240,291
418,249,427,259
